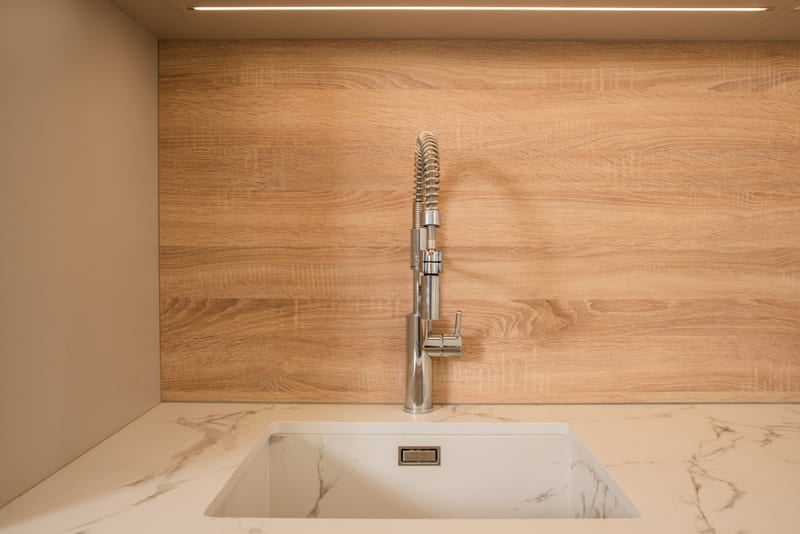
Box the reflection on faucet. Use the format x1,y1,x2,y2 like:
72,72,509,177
405,132,462,414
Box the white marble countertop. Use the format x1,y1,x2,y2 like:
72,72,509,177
0,403,798,534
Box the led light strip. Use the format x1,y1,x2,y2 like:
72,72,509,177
189,6,773,13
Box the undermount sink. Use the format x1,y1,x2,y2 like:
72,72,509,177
206,422,639,520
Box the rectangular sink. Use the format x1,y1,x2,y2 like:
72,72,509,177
206,422,639,519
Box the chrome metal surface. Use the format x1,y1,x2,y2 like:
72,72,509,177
423,311,463,358
420,275,440,320
405,132,463,414
410,228,425,269
421,250,442,274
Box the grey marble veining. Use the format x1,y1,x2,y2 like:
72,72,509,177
209,421,636,519
0,403,798,534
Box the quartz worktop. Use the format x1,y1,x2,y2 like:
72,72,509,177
0,403,798,533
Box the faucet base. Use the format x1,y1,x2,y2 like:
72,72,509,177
403,405,433,415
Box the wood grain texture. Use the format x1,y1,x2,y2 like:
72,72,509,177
159,40,800,403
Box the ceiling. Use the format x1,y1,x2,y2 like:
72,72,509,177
109,0,800,40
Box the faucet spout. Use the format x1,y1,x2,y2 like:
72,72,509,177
405,132,462,414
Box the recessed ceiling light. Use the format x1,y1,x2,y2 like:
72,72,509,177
188,6,774,13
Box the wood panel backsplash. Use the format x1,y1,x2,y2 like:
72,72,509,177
159,40,800,403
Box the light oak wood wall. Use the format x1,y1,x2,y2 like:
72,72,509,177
160,41,800,403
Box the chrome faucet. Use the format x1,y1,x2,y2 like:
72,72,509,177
405,132,463,414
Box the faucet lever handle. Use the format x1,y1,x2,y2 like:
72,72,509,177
423,311,463,358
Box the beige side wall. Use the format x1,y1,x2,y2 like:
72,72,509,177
0,0,159,506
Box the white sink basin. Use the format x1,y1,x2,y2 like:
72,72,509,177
206,422,639,519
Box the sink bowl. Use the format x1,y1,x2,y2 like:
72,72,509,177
206,422,639,519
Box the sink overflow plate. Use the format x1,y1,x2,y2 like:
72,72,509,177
398,446,441,466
